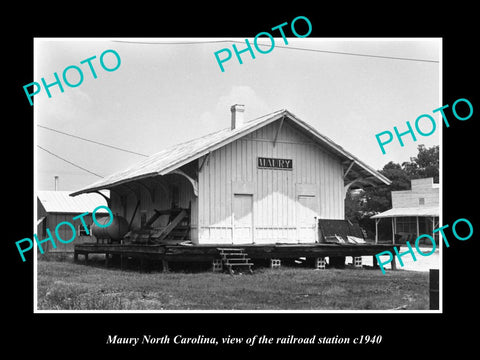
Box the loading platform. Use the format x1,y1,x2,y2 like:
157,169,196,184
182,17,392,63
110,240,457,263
73,241,398,270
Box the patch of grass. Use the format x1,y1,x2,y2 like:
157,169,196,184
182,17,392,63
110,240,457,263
36,260,429,311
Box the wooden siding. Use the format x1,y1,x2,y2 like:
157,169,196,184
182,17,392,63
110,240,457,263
198,119,345,244
109,173,199,242
392,178,439,208
36,211,100,253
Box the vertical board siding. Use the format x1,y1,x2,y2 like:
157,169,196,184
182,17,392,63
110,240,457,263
38,213,99,253
109,173,199,242
199,120,345,244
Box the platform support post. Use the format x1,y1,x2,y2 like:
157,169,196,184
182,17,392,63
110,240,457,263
162,259,169,272
270,259,281,268
354,256,362,268
314,257,326,270
212,259,223,272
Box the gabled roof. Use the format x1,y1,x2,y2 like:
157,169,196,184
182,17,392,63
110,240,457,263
71,109,391,196
38,190,109,214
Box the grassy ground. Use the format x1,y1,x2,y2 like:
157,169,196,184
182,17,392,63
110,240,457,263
37,256,429,311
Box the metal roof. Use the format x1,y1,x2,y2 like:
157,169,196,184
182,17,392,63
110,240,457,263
71,109,391,196
38,190,109,214
371,206,439,219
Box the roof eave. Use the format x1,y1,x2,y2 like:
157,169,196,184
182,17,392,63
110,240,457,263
159,111,287,176
284,110,391,186
71,108,391,195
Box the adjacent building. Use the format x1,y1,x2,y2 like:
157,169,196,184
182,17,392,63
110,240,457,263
371,177,440,244
37,190,109,252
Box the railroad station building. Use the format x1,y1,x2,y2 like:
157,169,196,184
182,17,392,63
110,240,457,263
71,105,391,246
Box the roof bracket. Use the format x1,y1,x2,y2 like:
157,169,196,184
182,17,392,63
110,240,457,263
171,169,199,197
343,160,355,179
93,190,111,208
198,152,210,174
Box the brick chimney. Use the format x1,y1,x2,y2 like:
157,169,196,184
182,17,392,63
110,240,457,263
230,104,245,130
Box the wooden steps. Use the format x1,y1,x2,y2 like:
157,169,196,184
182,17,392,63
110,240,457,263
217,248,253,274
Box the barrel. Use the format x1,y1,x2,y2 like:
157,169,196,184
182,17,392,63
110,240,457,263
91,215,129,241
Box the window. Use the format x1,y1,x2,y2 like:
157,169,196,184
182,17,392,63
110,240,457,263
419,197,425,205
78,223,91,236
396,217,417,234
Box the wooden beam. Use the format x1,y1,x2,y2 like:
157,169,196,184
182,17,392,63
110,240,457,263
273,116,285,147
198,153,210,174
391,217,395,245
151,209,187,241
144,209,165,228
343,160,355,179
416,216,420,240
128,200,140,230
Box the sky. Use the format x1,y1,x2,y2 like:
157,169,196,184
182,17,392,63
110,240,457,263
34,38,441,192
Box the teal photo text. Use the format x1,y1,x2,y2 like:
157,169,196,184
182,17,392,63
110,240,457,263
375,217,473,274
16,205,114,262
214,16,312,72
375,98,473,155
23,49,121,106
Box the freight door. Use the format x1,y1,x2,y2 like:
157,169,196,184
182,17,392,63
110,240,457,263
233,194,253,244
297,195,317,243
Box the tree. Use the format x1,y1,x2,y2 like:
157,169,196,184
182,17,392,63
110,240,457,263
361,161,411,214
402,145,439,182
345,144,439,236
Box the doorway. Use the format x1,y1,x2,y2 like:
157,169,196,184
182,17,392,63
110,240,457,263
233,194,253,244
297,195,317,243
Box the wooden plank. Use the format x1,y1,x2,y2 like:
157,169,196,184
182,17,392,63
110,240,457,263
198,153,210,174
343,160,355,179
152,210,187,241
74,242,398,267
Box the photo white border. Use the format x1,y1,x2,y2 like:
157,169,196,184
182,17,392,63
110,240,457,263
33,37,443,314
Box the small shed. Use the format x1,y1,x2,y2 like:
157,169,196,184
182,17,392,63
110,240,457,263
371,178,440,244
37,190,109,252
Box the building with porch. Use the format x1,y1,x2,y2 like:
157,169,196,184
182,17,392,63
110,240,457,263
371,177,440,244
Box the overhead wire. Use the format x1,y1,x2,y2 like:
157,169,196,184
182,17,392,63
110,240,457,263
37,124,149,157
112,39,439,63
38,39,438,178
234,41,440,63
37,145,104,178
